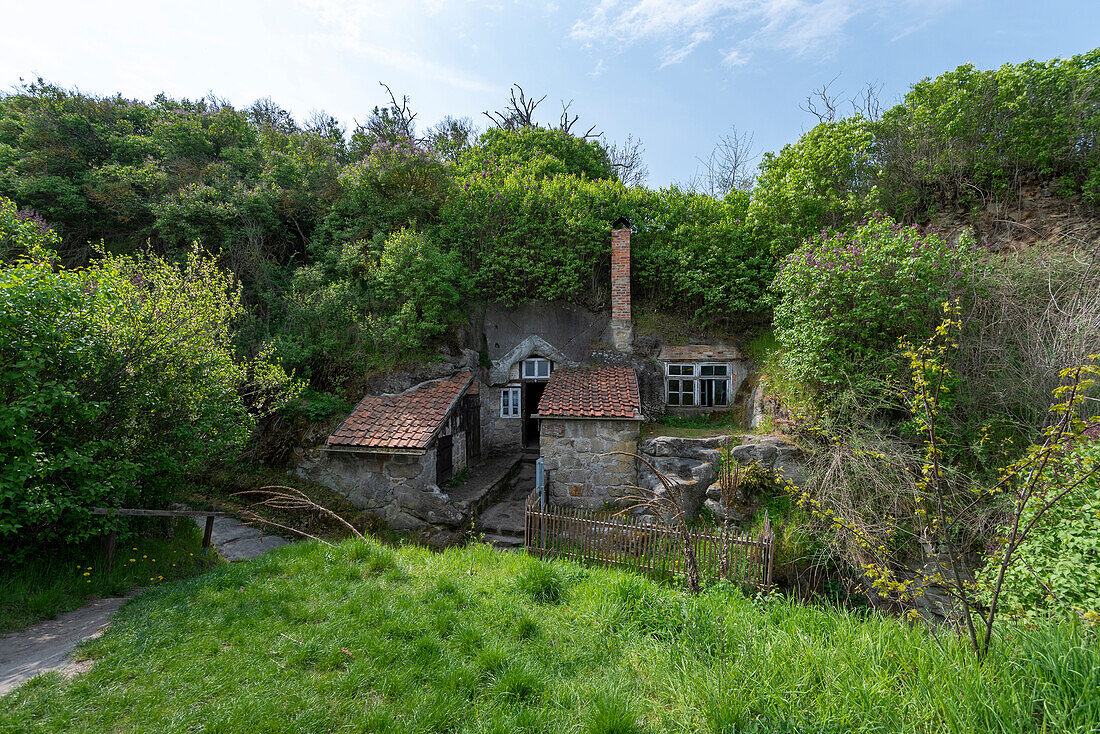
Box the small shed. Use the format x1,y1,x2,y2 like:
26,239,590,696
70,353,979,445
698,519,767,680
323,371,478,506
536,366,643,508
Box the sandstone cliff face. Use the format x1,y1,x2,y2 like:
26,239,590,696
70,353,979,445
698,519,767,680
636,434,805,525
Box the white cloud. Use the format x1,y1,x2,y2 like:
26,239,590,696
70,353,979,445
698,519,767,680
293,0,498,93
589,58,607,77
570,0,955,68
721,48,749,67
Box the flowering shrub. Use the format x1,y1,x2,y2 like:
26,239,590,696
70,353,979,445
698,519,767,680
771,215,976,398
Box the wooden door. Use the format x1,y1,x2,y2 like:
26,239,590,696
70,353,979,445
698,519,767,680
436,434,453,485
463,394,481,462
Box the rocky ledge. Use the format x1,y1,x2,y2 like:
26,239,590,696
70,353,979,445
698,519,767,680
637,435,805,525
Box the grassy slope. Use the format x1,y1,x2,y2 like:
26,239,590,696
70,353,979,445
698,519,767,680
0,521,218,633
2,539,1098,733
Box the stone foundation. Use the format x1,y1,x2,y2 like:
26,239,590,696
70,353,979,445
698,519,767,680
540,418,640,508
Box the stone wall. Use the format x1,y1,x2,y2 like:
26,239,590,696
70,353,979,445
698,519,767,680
481,384,523,452
295,446,463,532
540,418,640,508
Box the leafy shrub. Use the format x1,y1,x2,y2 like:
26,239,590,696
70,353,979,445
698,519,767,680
0,205,298,555
282,389,352,422
875,50,1100,215
749,117,879,257
981,437,1100,624
278,228,466,386
771,215,976,399
462,127,615,182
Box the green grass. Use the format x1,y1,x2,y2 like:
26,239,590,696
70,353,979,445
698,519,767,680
642,414,743,440
0,520,218,633
2,539,1098,733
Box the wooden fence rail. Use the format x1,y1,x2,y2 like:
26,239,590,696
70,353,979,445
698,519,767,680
523,491,774,588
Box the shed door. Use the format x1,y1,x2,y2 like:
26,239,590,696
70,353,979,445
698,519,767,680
436,435,453,485
463,394,481,462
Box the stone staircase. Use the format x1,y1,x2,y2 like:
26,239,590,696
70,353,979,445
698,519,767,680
475,449,538,549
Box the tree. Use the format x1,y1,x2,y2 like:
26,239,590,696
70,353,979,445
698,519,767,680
0,199,298,554
425,116,477,163
350,82,419,156
696,126,756,197
605,134,649,187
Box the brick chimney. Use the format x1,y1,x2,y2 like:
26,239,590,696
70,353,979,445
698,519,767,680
610,216,633,352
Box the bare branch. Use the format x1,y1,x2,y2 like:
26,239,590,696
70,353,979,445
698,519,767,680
801,74,842,123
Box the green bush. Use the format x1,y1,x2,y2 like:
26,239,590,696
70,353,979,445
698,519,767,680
748,117,879,257
278,228,466,386
981,438,1100,624
0,201,298,555
771,215,976,399
876,50,1100,215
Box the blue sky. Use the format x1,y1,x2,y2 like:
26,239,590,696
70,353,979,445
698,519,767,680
1,1,1097,186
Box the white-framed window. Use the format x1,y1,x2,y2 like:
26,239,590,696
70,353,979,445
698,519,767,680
500,386,522,417
666,363,696,406
699,364,730,407
665,363,731,408
522,357,552,380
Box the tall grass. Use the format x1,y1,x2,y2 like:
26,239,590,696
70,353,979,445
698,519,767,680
0,520,217,633
2,538,1097,733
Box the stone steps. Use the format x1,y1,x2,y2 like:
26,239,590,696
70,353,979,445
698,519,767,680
480,532,524,549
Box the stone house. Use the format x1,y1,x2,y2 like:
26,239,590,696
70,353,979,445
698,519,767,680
301,371,478,530
537,365,643,508
299,217,768,534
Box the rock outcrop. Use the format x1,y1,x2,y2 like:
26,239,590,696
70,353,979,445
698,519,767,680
637,434,805,526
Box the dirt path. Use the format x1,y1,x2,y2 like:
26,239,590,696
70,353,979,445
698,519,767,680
0,517,289,696
0,591,139,696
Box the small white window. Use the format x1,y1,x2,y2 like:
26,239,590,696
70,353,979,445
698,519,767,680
500,387,521,417
667,378,695,406
522,358,552,380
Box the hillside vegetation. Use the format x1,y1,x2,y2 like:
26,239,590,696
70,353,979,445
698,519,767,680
1,51,1099,633
3,538,1098,733
1,50,1097,394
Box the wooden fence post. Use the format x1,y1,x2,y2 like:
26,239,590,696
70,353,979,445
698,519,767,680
760,511,775,589
103,529,117,572
203,515,215,550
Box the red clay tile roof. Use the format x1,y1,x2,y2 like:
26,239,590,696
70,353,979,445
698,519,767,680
658,344,743,361
537,366,641,419
327,371,473,452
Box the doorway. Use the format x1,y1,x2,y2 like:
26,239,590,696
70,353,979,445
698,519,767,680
522,381,547,448
436,434,454,485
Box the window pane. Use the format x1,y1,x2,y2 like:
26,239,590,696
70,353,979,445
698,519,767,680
712,365,728,376
668,392,680,406
701,365,714,376
668,365,681,376
714,380,728,406
538,361,549,377
682,392,694,406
